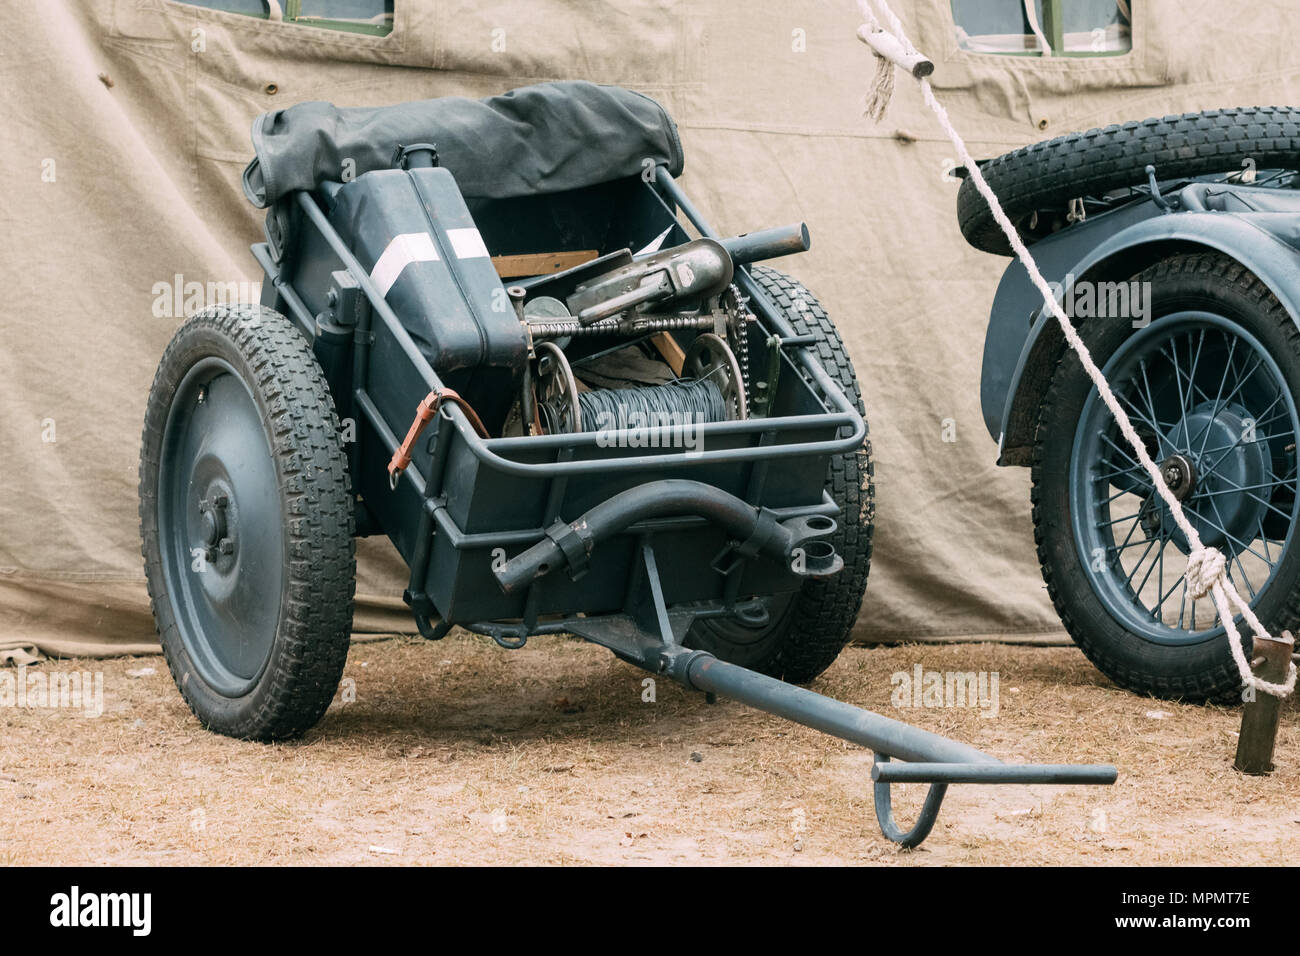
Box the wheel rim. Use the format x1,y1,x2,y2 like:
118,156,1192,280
1070,311,1300,646
693,591,797,648
158,357,284,696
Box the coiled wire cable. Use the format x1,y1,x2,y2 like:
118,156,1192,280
540,378,729,435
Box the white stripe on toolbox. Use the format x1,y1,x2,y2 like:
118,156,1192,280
369,232,440,297
446,227,489,259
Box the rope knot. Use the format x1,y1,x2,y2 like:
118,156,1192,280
1186,547,1227,600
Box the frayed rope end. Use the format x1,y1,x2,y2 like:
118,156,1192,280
863,48,895,122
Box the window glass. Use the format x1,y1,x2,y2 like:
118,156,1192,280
174,0,394,36
296,0,393,32
951,0,1131,57
181,0,268,15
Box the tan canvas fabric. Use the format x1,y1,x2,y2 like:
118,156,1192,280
3,0,1300,657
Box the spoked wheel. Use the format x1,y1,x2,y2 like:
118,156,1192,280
1034,254,1300,701
685,266,874,684
139,305,355,739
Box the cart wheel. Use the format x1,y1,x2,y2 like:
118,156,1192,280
139,305,355,740
1034,253,1300,701
685,266,874,683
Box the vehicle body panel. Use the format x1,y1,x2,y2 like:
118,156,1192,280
981,182,1300,464
255,164,864,630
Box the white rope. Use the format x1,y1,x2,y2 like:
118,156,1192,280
856,0,1296,698
856,0,894,121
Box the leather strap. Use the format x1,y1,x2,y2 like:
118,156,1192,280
387,387,489,489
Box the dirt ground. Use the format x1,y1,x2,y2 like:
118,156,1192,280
1,634,1297,866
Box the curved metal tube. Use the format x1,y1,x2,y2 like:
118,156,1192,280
872,756,950,848
494,479,793,593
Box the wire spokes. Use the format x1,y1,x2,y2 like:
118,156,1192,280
1082,322,1299,637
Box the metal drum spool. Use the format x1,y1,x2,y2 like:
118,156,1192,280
536,334,747,435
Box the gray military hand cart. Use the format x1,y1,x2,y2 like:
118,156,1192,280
138,81,1114,847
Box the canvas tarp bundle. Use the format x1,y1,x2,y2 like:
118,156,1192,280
6,0,1300,659
243,80,684,256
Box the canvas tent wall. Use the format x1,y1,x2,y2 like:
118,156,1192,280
2,0,1297,659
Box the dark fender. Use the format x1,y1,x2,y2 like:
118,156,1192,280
983,193,1300,466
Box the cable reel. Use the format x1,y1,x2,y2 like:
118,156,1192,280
511,268,750,437
534,341,581,434
527,333,748,436
683,332,748,421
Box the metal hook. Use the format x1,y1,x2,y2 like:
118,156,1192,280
1145,164,1173,212
871,754,950,848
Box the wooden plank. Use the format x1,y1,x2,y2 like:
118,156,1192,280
650,332,685,375
492,250,600,279
1234,632,1293,774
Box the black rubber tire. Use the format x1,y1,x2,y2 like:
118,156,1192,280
139,305,356,740
958,107,1300,256
1032,253,1300,702
685,266,875,683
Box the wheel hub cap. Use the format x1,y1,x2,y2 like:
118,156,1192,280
197,491,234,559
1159,453,1196,500
158,358,284,697
1156,403,1269,554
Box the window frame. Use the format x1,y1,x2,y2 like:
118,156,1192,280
951,0,1132,60
173,0,394,37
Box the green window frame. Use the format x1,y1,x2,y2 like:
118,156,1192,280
950,0,1132,58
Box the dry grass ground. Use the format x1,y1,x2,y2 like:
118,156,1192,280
1,634,1297,866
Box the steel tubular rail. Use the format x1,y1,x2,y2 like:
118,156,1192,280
685,655,999,765
680,654,1117,848
292,189,866,486
872,762,1119,784
494,479,798,593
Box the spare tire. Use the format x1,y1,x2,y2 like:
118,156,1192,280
958,107,1300,256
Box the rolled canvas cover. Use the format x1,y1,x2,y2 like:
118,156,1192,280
243,80,685,255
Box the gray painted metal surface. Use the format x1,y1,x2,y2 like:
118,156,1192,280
251,148,1115,846
980,181,1300,465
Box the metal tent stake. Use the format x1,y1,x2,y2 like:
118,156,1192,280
1234,632,1293,775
